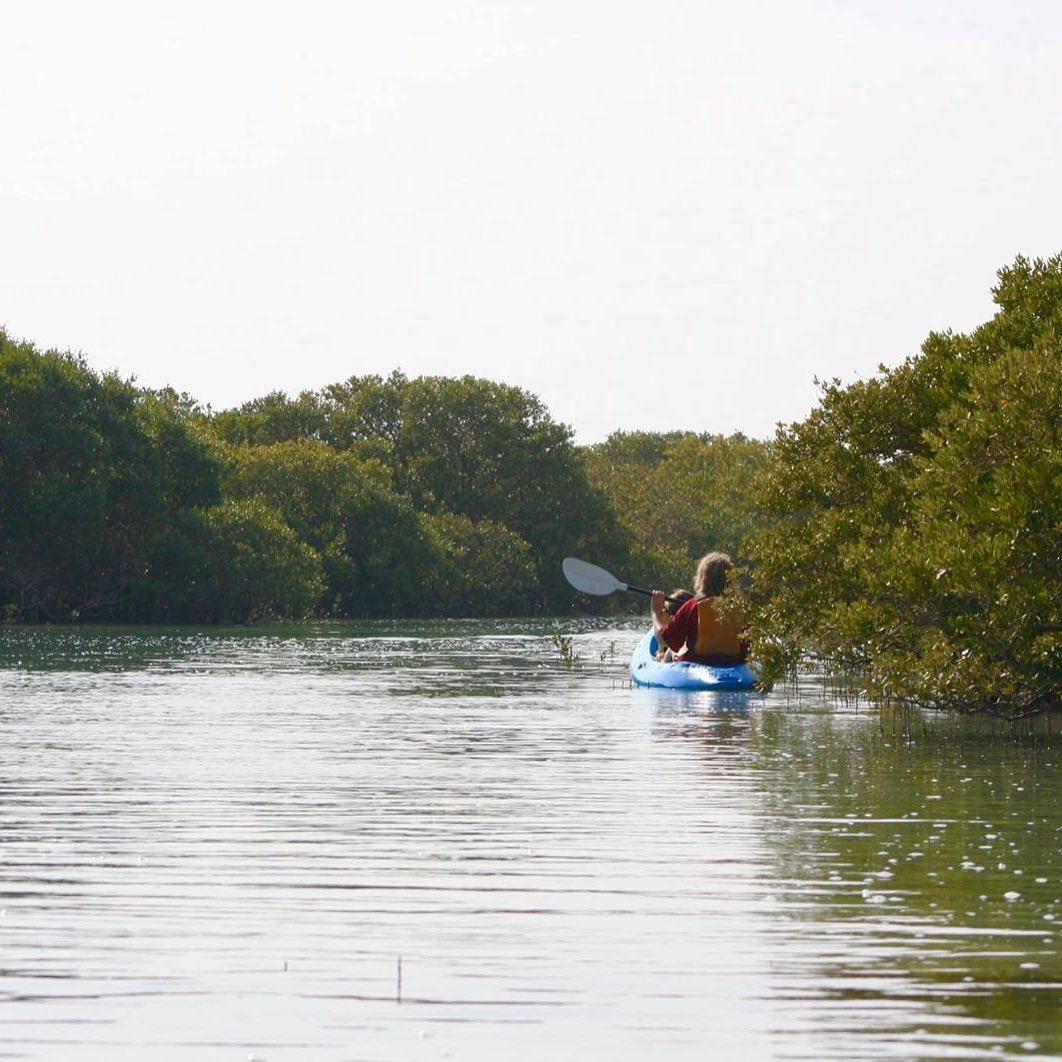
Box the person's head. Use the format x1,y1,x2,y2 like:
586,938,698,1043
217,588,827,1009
693,552,734,597
666,588,694,615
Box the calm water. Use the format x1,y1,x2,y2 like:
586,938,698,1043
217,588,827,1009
0,619,1059,1061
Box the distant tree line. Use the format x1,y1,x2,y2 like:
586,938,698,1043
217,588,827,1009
0,336,769,625
0,354,631,622
1,252,1058,715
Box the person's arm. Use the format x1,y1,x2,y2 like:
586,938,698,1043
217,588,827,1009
651,591,669,640
654,595,696,655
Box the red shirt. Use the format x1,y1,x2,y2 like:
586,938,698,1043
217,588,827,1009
659,597,700,655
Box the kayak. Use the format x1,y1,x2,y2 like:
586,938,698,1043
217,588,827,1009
629,630,760,691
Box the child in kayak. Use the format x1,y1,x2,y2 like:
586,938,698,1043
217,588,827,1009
654,588,694,661
650,552,749,665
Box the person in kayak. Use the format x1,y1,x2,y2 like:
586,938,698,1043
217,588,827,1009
654,588,694,661
650,552,749,665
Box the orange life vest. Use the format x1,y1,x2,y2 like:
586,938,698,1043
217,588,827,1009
688,596,747,663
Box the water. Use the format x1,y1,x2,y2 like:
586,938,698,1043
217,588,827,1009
0,619,1059,1061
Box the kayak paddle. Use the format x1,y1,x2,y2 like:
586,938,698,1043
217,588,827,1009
562,558,684,607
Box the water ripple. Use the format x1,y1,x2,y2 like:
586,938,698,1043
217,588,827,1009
0,620,1059,1060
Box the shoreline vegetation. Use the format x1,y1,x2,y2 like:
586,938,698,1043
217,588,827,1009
2,254,1059,716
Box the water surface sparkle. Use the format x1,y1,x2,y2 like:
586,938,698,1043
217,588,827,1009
1,620,1059,1060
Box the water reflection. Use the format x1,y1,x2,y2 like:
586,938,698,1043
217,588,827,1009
675,706,1062,1060
0,621,1059,1060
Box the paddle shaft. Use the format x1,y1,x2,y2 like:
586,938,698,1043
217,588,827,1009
624,582,685,608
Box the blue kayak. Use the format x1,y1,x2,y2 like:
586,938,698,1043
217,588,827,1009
629,630,760,690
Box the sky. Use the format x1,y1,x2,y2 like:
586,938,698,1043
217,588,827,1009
2,0,1060,443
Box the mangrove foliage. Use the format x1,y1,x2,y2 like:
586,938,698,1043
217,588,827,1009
744,254,1061,717
1,252,1058,716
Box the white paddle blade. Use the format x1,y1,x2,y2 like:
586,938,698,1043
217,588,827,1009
562,557,626,596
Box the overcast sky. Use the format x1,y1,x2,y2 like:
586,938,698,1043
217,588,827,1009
3,0,1060,442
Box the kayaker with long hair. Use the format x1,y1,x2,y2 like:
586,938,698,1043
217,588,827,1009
650,552,749,665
